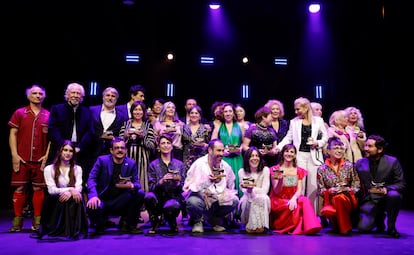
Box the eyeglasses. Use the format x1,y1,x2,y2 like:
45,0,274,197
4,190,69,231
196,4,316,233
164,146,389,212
113,146,126,150
330,146,345,151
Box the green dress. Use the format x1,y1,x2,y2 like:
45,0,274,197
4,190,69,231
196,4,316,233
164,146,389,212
218,122,243,198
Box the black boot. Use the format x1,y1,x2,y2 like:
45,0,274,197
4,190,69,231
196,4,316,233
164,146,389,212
147,214,160,235
167,218,178,236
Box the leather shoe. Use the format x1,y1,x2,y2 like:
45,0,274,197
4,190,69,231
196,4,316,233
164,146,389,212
121,225,143,234
375,222,386,233
341,230,352,236
387,228,401,238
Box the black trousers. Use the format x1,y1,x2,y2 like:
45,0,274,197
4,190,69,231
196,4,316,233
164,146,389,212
358,190,402,231
88,190,145,228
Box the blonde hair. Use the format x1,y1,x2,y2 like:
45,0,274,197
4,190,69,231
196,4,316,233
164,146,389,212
264,99,285,119
294,97,312,120
344,106,364,129
329,110,347,126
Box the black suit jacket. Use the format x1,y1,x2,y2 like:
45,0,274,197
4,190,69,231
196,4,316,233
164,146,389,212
89,105,128,157
355,154,406,200
47,102,94,165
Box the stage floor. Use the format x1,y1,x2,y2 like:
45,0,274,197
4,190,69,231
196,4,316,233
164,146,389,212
1,209,413,255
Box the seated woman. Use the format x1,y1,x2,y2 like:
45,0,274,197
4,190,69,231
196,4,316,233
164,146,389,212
269,144,322,235
238,147,271,234
32,140,88,240
317,137,360,236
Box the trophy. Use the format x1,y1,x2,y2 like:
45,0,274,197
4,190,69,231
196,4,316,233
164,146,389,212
336,182,348,193
369,181,385,194
166,169,180,181
227,144,239,154
165,124,176,133
193,137,204,147
212,167,226,178
307,137,314,145
116,175,133,189
272,168,284,179
262,144,273,153
242,176,256,188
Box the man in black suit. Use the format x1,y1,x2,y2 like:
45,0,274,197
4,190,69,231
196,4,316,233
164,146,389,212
355,134,406,238
89,87,127,158
47,82,94,184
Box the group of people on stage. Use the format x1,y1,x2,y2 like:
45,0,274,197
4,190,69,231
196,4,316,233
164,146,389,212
7,82,405,241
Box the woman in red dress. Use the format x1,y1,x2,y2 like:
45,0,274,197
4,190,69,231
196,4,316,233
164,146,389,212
269,144,322,235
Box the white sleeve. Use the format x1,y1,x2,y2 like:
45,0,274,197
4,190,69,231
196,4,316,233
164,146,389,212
43,165,70,195
74,165,83,193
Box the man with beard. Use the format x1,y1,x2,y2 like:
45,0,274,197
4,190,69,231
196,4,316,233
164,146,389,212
355,134,405,238
86,138,145,235
183,138,239,233
47,82,94,185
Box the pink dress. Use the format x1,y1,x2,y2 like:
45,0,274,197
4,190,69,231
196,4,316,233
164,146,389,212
269,166,321,235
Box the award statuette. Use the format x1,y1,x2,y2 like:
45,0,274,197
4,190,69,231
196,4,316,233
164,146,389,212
272,168,284,179
242,176,256,188
227,144,240,154
115,175,133,189
369,181,386,194
307,137,314,145
212,167,226,178
166,169,181,181
165,124,176,133
262,144,273,153
336,182,348,193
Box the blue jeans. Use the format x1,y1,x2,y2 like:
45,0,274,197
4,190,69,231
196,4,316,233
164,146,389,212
186,192,238,224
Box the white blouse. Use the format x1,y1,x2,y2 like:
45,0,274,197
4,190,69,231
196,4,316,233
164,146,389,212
43,164,83,195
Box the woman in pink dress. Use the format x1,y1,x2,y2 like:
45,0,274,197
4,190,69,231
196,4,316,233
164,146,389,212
269,144,322,235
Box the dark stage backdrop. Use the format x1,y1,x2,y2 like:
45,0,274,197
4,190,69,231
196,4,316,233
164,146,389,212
1,1,411,209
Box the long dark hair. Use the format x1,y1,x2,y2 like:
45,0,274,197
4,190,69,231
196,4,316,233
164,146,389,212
243,146,265,173
52,140,77,187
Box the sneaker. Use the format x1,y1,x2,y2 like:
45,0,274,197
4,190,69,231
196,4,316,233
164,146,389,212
32,216,41,231
213,225,226,232
192,222,204,233
9,217,23,232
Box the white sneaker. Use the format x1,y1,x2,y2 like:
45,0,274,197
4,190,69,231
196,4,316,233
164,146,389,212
192,222,204,233
213,225,226,232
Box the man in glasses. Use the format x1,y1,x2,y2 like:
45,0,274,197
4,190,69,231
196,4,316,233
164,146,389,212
86,137,145,235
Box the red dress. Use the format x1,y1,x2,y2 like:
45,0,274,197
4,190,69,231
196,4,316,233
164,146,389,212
269,166,321,235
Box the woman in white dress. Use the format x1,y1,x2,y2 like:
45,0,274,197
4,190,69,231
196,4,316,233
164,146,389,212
238,146,271,234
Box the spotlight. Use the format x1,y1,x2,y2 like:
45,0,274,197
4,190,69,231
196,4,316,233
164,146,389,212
308,3,321,13
209,1,221,10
